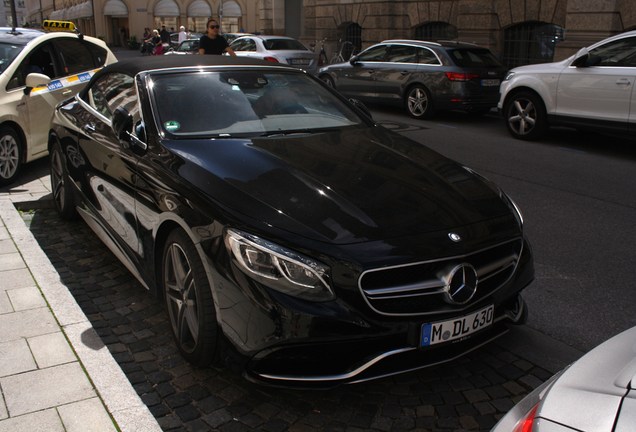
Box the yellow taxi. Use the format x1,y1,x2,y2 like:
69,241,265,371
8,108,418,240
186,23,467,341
0,21,117,185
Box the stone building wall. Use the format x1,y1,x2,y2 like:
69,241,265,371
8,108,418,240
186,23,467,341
287,0,636,63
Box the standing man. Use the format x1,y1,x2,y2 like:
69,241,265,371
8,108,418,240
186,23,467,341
198,19,236,56
160,25,170,45
178,25,188,45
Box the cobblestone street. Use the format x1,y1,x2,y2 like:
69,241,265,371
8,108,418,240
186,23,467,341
18,203,568,432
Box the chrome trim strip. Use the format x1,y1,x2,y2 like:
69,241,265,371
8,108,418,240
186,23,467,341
257,326,509,384
363,279,445,296
257,347,416,382
366,288,446,300
348,329,508,385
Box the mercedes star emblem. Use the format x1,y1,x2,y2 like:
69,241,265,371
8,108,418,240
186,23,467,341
444,263,478,305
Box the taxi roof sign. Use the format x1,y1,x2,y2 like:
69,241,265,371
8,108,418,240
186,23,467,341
42,20,76,32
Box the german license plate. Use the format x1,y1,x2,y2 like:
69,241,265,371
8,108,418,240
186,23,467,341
290,58,310,65
481,79,500,87
421,305,494,347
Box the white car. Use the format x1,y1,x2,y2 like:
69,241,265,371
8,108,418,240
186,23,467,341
0,22,117,185
492,325,636,431
498,30,636,140
229,35,318,74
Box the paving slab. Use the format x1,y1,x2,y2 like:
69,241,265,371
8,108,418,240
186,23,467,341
1,362,95,417
6,286,46,311
0,239,16,254
0,253,25,272
0,385,6,420
0,339,36,377
0,291,11,314
0,268,35,292
0,409,63,432
0,308,58,342
57,397,117,432
28,331,76,369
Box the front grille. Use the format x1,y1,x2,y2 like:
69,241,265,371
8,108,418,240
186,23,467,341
358,238,523,316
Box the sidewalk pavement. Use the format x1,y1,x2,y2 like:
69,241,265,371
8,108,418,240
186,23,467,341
0,162,161,431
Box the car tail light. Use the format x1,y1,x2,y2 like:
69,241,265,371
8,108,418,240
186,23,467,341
513,403,539,432
263,56,279,63
445,72,480,81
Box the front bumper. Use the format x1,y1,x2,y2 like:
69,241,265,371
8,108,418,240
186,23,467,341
211,234,534,387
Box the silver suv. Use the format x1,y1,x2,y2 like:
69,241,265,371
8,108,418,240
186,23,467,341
499,30,636,140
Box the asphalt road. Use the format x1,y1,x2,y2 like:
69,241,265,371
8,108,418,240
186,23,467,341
370,106,636,353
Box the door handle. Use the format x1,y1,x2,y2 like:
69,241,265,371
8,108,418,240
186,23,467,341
83,124,96,133
616,79,631,86
62,89,72,95
400,71,409,75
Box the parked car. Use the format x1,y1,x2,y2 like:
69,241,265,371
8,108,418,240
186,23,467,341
164,38,199,55
492,325,636,432
499,30,636,140
318,39,507,119
223,32,253,44
49,55,533,387
169,31,203,49
229,35,319,74
0,21,117,185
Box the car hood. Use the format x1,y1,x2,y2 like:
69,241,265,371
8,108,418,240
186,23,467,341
164,126,513,244
509,57,571,75
538,326,636,431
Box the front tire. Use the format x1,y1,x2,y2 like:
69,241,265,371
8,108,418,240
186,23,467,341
0,126,22,186
504,91,547,140
50,141,77,220
405,85,434,119
162,228,220,366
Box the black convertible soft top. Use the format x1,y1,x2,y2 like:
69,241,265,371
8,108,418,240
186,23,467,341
96,54,297,78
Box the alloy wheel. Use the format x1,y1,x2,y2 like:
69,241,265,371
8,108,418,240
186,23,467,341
0,133,19,181
50,148,66,209
507,98,537,136
164,243,199,354
407,86,431,118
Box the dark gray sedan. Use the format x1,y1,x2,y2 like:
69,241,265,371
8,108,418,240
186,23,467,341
319,39,507,119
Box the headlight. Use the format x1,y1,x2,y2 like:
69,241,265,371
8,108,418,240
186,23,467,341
225,229,334,301
503,71,516,81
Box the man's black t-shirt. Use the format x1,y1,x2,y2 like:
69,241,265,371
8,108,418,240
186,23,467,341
199,35,229,55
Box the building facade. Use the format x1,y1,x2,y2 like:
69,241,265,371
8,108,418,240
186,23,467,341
21,0,636,68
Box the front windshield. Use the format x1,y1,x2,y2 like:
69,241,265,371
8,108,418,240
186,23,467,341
0,42,25,73
150,69,364,137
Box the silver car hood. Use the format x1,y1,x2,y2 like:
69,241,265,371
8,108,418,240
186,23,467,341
538,326,636,431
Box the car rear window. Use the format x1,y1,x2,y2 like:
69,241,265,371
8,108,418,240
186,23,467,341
447,48,502,67
263,39,307,51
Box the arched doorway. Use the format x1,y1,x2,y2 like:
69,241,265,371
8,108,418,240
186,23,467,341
187,0,211,32
337,22,362,60
503,21,564,68
154,0,180,33
219,0,242,33
103,0,129,46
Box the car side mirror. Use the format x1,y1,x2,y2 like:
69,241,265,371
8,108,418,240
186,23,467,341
113,108,148,156
349,55,359,65
349,98,373,121
24,72,50,95
572,53,601,68
112,107,133,142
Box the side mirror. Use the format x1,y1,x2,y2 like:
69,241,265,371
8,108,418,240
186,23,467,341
112,107,133,142
24,72,50,95
349,98,373,121
349,55,359,65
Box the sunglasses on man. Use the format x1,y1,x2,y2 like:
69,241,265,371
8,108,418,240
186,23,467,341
209,25,220,29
